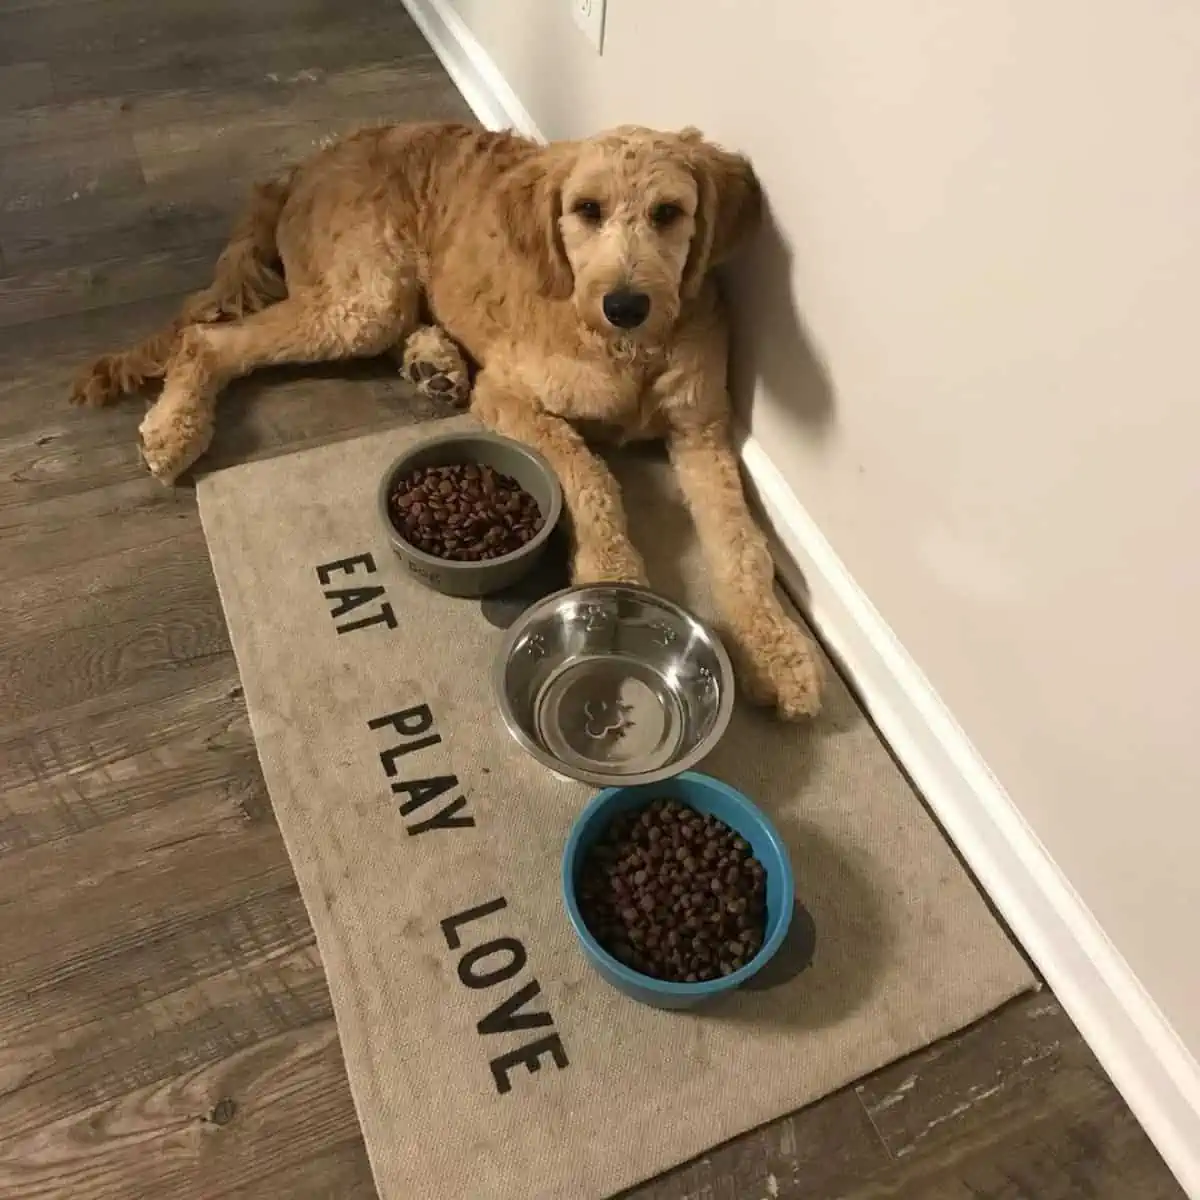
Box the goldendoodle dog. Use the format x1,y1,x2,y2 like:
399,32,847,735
71,120,822,719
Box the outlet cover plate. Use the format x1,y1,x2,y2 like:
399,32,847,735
571,0,605,54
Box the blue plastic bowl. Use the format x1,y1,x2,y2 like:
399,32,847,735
561,771,795,1010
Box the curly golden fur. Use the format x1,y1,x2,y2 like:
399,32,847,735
71,120,822,718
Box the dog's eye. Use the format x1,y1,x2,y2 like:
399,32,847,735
573,199,603,223
650,202,683,228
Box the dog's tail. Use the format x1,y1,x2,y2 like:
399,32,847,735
70,171,295,408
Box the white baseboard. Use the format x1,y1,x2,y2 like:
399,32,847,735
400,0,541,138
400,2,1200,1192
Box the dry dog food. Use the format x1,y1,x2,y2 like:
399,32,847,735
576,798,768,983
388,463,544,561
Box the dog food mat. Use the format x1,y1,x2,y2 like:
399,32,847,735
197,414,1032,1200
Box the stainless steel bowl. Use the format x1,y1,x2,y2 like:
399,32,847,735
494,584,735,786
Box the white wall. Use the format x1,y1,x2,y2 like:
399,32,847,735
426,0,1200,1123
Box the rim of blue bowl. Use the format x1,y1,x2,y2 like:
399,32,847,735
561,771,796,998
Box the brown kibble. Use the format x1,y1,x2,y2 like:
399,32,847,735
387,462,546,561
577,798,769,985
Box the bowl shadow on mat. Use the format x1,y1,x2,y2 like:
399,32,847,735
698,817,893,1033
478,524,573,630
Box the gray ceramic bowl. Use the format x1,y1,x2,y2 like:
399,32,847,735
378,431,563,598
493,584,736,786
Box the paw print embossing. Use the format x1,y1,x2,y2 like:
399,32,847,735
521,632,547,660
582,699,635,741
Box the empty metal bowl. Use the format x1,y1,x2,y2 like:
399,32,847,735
493,584,735,786
378,431,563,599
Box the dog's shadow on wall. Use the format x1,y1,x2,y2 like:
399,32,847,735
726,202,836,440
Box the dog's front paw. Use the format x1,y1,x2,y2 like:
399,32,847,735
137,397,213,486
406,358,470,407
572,540,648,586
731,612,824,720
401,327,471,408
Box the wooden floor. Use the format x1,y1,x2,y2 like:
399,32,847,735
0,2,1185,1197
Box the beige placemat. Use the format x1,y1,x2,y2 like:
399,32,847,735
197,415,1032,1200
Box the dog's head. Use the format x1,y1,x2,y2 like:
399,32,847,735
500,126,761,341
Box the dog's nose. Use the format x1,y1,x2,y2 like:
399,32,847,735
602,289,651,329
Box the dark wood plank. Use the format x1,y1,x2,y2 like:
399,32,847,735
0,476,200,579
624,1090,890,1200
855,994,1076,1159
0,244,220,328
2,522,219,642
0,189,232,275
843,1062,1180,1199
0,130,143,215
0,63,55,110
0,577,231,727
0,887,328,1135
0,657,253,853
131,62,473,188
0,0,427,72
0,1022,367,1199
50,35,441,109
0,96,116,149
0,792,287,972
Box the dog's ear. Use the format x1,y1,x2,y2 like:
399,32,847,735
680,129,762,298
497,147,574,300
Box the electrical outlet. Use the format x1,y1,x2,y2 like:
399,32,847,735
571,0,605,54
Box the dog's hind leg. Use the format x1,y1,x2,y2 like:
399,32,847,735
389,324,471,408
70,176,292,409
138,276,417,483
